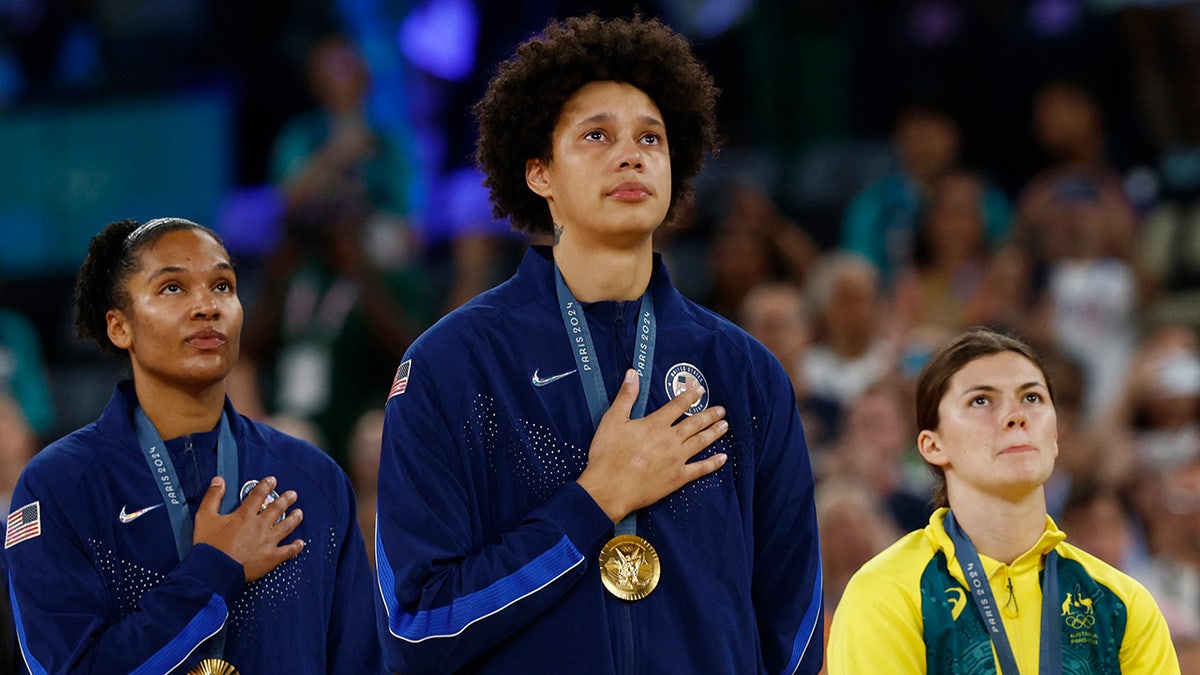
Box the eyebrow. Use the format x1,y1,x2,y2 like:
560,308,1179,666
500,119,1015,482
146,261,234,282
961,382,1046,396
575,112,665,129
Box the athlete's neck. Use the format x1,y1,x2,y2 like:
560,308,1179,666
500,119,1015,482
947,487,1048,565
553,235,654,302
133,376,226,440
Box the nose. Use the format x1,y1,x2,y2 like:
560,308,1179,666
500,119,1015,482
1004,406,1026,429
192,288,221,320
617,137,644,170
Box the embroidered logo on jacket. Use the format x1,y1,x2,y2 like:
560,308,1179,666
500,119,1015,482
664,363,709,415
945,587,967,620
531,368,577,387
118,503,163,524
240,479,285,524
1062,586,1100,646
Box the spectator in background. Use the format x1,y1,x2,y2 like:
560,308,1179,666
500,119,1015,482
0,269,55,440
0,392,35,516
270,34,416,247
1094,322,1200,473
893,170,1004,337
1126,459,1200,670
1016,81,1147,419
1105,1,1200,194
824,381,933,533
738,281,839,452
1058,478,1139,572
234,34,435,468
801,251,898,410
347,407,384,569
705,182,819,320
814,475,901,658
841,102,1011,287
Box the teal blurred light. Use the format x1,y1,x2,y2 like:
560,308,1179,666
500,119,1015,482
0,91,232,279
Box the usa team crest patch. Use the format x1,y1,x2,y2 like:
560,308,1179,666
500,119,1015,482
388,359,412,401
664,363,709,416
5,501,41,548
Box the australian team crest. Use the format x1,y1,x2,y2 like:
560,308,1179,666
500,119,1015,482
664,362,709,416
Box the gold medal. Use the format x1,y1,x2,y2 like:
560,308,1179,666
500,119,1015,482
599,534,661,601
189,658,239,675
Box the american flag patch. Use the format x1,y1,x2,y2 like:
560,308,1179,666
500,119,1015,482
5,501,41,549
388,359,412,401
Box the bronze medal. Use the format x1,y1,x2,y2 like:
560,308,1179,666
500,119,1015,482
599,534,661,601
189,658,239,675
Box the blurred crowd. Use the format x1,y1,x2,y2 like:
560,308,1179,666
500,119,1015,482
4,0,1200,666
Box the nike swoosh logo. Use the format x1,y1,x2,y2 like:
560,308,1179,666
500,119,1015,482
118,503,164,524
531,368,577,387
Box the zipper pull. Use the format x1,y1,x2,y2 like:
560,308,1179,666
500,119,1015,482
1003,573,1019,618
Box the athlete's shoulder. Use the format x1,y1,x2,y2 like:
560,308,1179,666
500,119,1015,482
409,276,549,360
1056,540,1157,605
833,528,934,645
240,414,347,478
672,293,778,364
20,419,129,492
851,529,936,587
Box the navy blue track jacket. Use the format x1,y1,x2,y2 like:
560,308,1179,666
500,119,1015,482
4,381,383,674
376,246,824,673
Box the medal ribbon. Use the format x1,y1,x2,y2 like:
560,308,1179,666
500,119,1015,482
555,265,656,537
944,511,1061,675
134,406,240,661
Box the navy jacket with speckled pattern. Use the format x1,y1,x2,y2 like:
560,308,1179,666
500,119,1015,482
4,380,383,673
375,246,824,674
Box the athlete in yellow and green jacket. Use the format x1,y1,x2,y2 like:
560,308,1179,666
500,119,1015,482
828,508,1178,673
828,328,1179,674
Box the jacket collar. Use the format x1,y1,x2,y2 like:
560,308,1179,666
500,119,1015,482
514,245,684,319
926,507,1067,583
100,379,244,443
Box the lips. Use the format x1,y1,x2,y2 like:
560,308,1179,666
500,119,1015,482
608,181,651,200
186,328,227,350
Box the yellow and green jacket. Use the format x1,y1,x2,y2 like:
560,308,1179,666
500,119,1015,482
827,508,1179,674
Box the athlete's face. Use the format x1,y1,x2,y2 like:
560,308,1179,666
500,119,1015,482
919,351,1058,503
526,80,671,247
106,228,243,392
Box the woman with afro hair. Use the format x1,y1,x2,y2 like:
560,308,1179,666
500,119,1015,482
374,14,824,674
5,218,383,673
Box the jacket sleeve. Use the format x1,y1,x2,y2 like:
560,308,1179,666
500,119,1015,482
1118,580,1182,674
374,353,613,673
5,468,245,674
325,473,388,674
751,355,825,674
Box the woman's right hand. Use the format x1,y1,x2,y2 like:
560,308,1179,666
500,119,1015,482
193,476,305,582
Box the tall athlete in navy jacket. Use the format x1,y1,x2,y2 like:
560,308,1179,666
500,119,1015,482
375,15,824,674
4,218,383,673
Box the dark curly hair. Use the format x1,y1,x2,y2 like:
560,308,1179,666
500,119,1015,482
74,217,223,356
473,14,720,235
